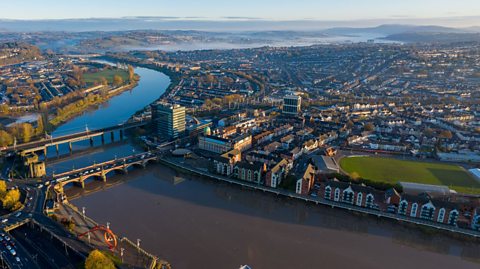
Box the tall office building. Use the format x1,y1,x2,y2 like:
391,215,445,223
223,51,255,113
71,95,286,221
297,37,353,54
282,95,302,115
152,102,186,139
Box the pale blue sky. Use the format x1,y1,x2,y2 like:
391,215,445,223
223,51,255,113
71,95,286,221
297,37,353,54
1,0,479,20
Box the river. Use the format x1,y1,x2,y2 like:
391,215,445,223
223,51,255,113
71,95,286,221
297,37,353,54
52,64,170,136
47,63,480,269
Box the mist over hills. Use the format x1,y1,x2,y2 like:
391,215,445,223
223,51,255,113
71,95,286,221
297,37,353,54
0,16,479,32
0,17,479,53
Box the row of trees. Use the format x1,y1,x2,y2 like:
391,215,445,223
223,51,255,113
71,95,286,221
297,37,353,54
0,116,45,146
202,94,244,110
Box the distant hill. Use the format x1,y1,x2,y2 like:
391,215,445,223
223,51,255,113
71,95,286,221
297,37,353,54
384,32,480,43
0,42,42,66
322,24,470,36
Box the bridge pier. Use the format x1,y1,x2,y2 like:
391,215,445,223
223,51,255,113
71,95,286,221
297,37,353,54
43,147,47,158
80,180,85,189
101,173,107,182
89,137,94,147
110,132,115,142
120,129,124,140
56,144,59,155
101,134,105,144
68,142,73,154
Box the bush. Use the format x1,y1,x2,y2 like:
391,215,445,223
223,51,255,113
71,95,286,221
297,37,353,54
85,250,115,269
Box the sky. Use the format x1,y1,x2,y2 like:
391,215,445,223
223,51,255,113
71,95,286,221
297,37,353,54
1,0,480,21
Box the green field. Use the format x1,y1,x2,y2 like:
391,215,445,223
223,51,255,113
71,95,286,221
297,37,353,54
340,156,480,194
83,69,129,84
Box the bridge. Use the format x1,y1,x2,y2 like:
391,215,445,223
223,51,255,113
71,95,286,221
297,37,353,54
52,151,158,190
1,120,149,156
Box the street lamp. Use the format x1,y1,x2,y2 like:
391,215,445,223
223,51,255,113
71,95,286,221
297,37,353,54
136,238,141,250
106,222,110,230
82,207,86,220
120,248,124,262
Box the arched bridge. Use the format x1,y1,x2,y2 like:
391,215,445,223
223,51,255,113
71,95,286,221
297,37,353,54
52,151,158,189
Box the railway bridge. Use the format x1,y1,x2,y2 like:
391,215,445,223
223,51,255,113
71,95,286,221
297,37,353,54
1,120,149,156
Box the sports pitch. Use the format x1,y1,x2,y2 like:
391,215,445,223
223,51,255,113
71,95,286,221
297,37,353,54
339,156,480,194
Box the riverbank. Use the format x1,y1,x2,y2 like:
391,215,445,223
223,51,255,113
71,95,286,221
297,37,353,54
69,160,480,269
98,55,181,101
48,80,138,128
158,156,480,240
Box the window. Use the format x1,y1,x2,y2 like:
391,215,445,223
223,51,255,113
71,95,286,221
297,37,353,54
410,203,418,217
296,181,302,194
420,204,435,220
448,210,459,226
437,208,445,223
356,193,363,206
334,188,340,202
325,186,331,200
343,190,354,204
366,194,374,208
398,201,408,215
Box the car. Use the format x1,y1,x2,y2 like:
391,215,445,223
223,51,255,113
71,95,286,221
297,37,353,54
14,212,21,218
9,249,16,256
15,257,20,262
37,184,43,189
1,219,8,223
5,236,10,241
0,236,3,241
6,245,11,250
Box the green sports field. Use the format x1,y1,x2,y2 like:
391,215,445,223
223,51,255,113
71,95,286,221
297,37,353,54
339,156,480,194
83,69,129,85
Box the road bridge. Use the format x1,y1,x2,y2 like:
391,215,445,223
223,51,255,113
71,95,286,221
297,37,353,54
1,120,149,156
52,151,158,190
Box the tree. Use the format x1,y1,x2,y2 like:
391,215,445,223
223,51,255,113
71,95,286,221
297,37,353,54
35,116,44,135
346,120,354,129
0,130,13,147
85,250,115,269
100,77,108,86
2,189,20,210
20,123,34,143
0,180,7,197
128,65,135,81
113,75,124,87
363,122,374,132
438,130,453,140
424,128,435,137
155,260,172,269
350,172,361,180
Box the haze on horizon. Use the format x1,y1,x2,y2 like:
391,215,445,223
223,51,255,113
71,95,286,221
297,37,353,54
1,0,479,25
